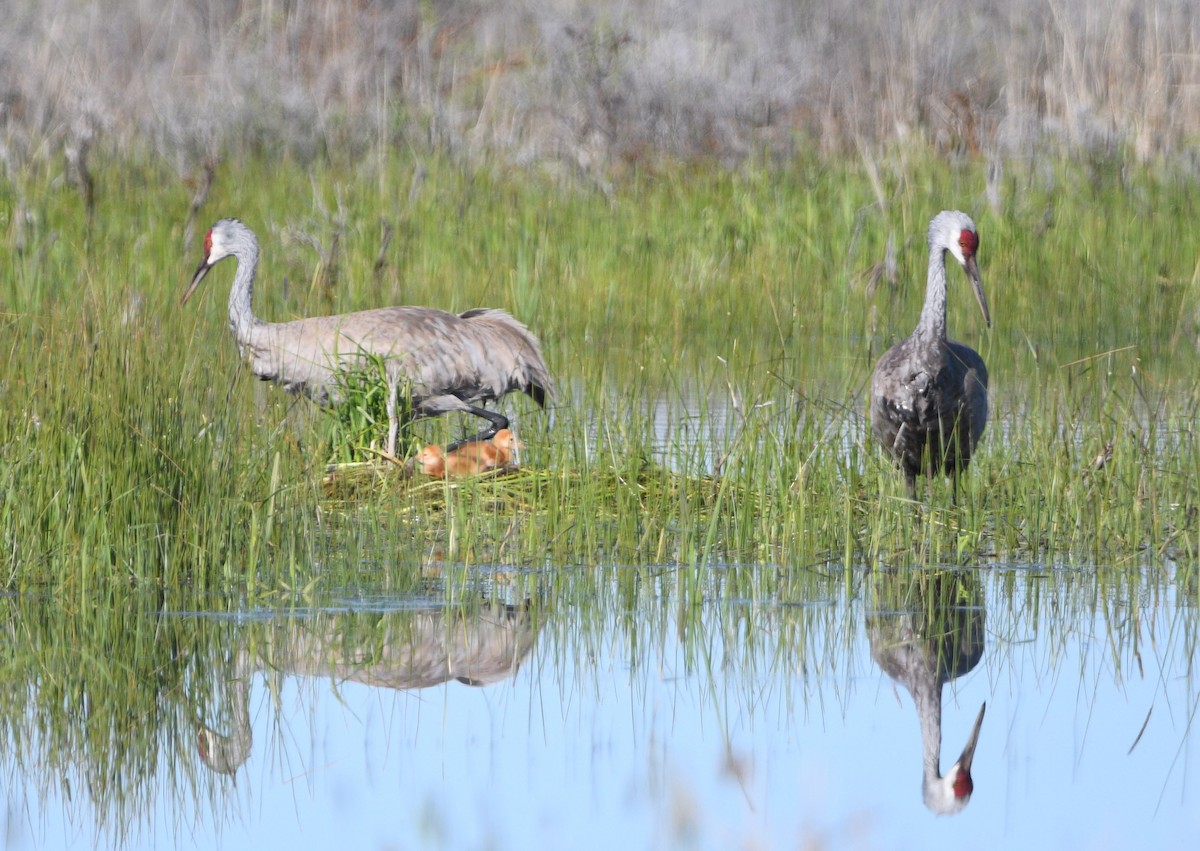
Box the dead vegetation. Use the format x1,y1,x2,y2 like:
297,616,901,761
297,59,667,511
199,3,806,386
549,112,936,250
2,0,1198,180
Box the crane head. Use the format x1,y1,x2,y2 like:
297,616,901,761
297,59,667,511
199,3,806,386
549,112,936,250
492,429,523,451
923,701,986,816
182,219,243,305
414,445,446,477
930,210,991,329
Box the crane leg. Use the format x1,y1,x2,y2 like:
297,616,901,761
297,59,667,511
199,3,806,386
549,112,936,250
385,378,400,457
413,395,510,452
445,407,510,453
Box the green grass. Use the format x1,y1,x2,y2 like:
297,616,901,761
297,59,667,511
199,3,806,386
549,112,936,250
2,147,1200,596
319,350,422,463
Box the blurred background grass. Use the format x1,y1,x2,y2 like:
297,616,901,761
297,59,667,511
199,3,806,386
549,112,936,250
3,0,1199,178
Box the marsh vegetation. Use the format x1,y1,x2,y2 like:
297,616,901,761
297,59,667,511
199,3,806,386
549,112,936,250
2,1,1199,848
3,151,1200,586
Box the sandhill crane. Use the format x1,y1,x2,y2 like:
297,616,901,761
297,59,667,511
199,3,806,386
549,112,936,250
868,571,987,815
415,428,523,478
183,218,554,456
870,210,990,501
198,602,539,776
415,444,466,478
461,427,521,468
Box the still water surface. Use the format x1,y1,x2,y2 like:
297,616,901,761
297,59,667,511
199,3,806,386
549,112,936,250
2,564,1196,850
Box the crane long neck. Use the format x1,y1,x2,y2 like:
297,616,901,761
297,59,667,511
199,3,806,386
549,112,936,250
915,243,948,344
228,238,262,346
915,676,946,783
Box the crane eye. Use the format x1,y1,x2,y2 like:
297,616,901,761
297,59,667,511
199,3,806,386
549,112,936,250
204,229,214,255
959,230,979,254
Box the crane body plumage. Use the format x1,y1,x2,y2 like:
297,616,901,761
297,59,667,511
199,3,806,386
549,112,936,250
870,210,990,500
229,304,549,409
184,219,553,454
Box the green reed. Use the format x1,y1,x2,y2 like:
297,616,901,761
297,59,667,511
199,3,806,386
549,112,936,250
2,147,1200,595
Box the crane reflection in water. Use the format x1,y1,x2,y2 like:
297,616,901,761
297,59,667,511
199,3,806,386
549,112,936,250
867,569,987,815
196,600,540,777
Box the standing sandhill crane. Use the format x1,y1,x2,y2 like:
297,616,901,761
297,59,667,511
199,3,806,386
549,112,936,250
868,570,987,815
870,210,990,501
183,218,554,456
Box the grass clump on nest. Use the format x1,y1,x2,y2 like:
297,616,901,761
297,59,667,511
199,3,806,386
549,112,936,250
320,350,418,465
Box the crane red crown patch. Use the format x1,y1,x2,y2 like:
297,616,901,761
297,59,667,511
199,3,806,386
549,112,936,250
953,769,974,798
959,230,978,255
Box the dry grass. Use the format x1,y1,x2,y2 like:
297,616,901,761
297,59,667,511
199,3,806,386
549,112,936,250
2,0,1199,183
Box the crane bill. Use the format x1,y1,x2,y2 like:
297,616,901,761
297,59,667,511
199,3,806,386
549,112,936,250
964,255,991,328
182,260,212,305
954,701,987,777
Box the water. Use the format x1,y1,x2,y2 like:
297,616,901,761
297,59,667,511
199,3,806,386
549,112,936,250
2,565,1195,850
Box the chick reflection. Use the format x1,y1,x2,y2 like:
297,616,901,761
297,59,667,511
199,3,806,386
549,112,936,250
197,601,539,777
867,569,986,815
